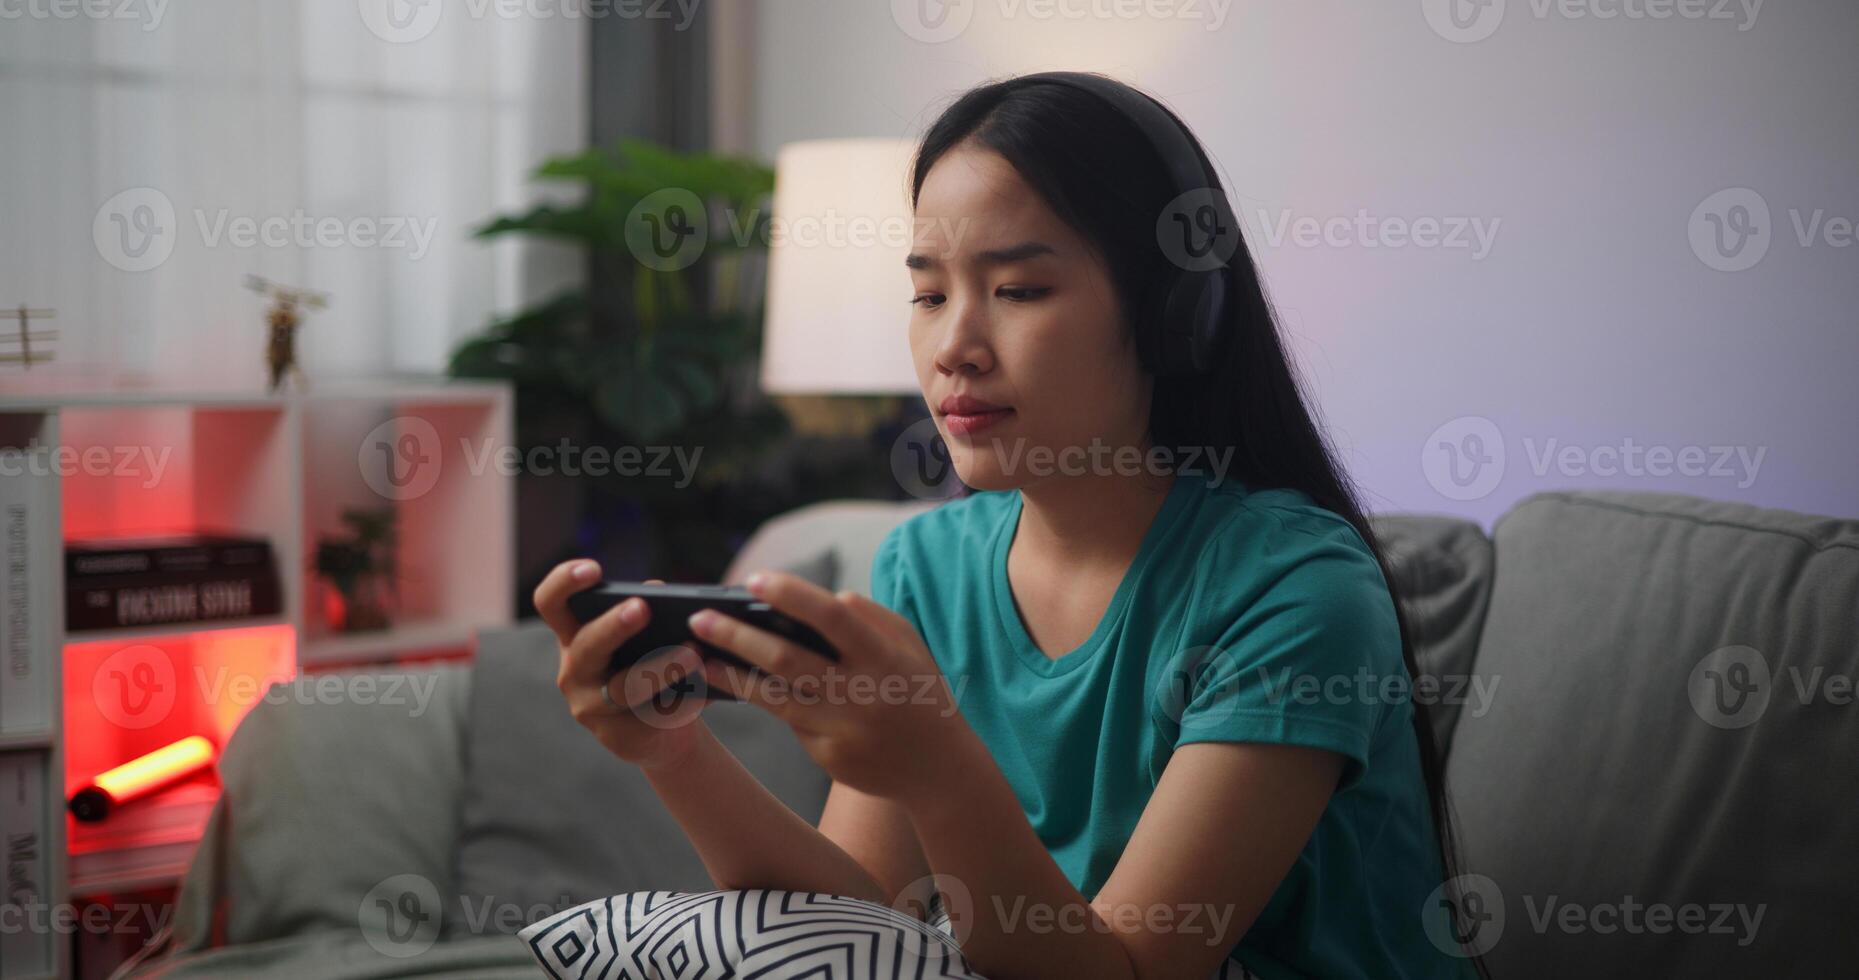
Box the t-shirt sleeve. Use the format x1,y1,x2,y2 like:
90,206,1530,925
1168,514,1405,790
868,524,908,615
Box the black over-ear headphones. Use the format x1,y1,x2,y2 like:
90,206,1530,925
1016,71,1239,377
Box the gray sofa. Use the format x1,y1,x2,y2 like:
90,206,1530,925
130,491,1857,979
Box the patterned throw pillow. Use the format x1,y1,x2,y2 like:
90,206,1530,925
520,889,982,978
520,888,1262,980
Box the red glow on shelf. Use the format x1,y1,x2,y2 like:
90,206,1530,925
63,624,296,791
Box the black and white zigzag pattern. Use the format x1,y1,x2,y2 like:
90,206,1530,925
520,889,1260,980
521,889,983,979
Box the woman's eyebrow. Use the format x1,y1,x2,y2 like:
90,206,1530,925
905,240,1055,270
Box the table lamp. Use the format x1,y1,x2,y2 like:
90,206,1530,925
761,139,922,397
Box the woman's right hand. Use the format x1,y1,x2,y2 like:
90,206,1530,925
534,560,711,771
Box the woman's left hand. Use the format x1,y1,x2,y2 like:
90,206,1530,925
687,570,975,807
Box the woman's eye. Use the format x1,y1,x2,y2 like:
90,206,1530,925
909,293,945,309
998,286,1050,302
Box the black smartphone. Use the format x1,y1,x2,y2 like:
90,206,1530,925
566,582,841,700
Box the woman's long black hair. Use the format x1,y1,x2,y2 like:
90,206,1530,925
910,73,1487,973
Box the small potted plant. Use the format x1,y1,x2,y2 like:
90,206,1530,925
313,507,398,632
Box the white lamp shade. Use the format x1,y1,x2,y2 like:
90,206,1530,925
760,139,922,394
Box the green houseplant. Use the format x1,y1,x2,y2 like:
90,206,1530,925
449,139,902,588
313,506,398,632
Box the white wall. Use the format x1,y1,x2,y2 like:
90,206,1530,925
0,0,586,387
740,0,1857,524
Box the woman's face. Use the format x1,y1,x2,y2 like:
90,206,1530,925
907,141,1154,493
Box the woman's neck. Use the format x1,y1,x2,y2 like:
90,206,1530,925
1012,470,1176,572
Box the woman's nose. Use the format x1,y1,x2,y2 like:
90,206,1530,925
932,296,992,376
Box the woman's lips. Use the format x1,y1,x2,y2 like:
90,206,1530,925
943,407,1014,438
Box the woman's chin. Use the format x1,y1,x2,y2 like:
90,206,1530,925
947,461,1024,494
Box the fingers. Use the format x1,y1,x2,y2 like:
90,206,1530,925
840,592,916,649
688,605,833,683
561,593,649,689
741,571,890,668
612,644,705,713
534,559,603,647
703,659,804,728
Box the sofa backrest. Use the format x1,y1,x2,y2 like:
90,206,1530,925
1371,514,1497,757
1444,491,1859,977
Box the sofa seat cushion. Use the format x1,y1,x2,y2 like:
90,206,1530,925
135,931,535,979
1445,491,1859,977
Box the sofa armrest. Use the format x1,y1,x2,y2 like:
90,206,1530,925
723,499,940,594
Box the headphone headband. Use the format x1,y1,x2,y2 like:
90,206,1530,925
1016,71,1219,210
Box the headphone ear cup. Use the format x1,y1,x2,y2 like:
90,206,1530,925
1154,269,1229,375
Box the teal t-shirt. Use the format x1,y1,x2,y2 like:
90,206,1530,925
869,474,1468,979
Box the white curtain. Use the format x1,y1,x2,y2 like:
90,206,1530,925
0,0,587,386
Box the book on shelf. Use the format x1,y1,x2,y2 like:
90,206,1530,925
0,751,53,975
66,534,274,580
0,446,55,734
64,532,281,633
66,779,216,897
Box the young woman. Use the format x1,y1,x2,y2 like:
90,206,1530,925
536,73,1479,979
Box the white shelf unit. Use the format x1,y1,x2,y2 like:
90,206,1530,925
0,377,514,978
